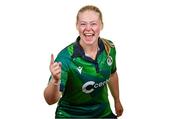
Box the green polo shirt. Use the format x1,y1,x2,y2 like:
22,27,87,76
50,36,117,118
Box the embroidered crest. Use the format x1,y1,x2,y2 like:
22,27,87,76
107,56,113,66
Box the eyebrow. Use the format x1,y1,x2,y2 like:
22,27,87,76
79,21,97,23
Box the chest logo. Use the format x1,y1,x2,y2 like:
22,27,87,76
107,56,113,66
77,66,83,74
82,79,110,94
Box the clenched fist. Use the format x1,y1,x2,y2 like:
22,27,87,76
49,54,62,82
115,100,123,117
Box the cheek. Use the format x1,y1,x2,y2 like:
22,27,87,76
77,27,84,33
94,27,101,33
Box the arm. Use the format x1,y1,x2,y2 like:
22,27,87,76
108,72,123,117
44,54,62,105
44,78,61,105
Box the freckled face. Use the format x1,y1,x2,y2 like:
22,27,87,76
76,10,103,46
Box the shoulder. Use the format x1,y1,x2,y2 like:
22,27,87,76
101,38,115,48
101,38,116,55
55,43,75,62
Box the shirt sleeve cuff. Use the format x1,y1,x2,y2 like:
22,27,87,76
111,67,117,74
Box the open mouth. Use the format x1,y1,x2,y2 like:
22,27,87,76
84,33,95,37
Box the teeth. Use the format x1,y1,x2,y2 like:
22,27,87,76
84,33,93,36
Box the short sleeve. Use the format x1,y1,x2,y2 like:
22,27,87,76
59,64,68,92
110,46,117,74
48,50,70,92
56,50,70,92
101,38,117,74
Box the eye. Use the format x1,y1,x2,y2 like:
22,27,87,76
91,23,97,26
80,23,86,26
91,23,97,27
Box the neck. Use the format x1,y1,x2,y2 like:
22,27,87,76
80,40,99,60
80,40,98,53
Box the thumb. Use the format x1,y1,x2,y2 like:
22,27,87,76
59,62,62,67
50,54,54,65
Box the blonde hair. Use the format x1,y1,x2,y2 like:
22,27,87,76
76,5,103,26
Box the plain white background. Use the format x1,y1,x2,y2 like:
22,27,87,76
0,0,180,119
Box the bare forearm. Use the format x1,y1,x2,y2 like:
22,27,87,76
44,79,61,105
108,72,124,116
108,72,120,101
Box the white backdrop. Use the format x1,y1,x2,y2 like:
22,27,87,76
0,0,180,119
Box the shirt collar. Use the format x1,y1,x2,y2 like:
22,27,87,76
71,36,105,59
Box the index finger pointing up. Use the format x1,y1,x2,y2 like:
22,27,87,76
50,54,54,65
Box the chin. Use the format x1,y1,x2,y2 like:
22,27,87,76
84,41,94,45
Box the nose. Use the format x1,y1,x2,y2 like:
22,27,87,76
85,24,91,31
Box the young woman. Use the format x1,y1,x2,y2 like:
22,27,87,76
44,5,123,118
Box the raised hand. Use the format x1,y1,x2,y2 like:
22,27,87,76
49,54,62,82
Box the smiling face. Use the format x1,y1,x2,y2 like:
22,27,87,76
76,10,103,46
